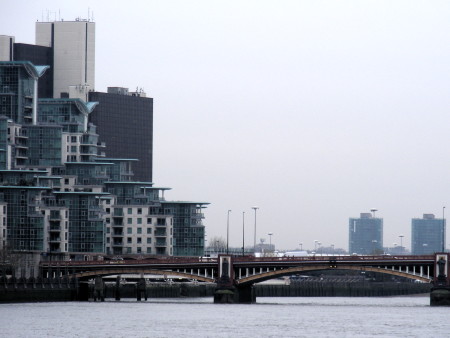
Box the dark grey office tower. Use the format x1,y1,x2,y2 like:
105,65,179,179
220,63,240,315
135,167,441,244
88,88,153,182
349,212,383,255
411,214,445,255
13,43,53,98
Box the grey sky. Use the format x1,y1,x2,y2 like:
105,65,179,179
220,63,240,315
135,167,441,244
2,0,450,251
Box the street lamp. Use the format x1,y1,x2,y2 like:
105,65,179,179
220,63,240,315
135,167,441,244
252,206,259,253
226,210,231,254
423,243,428,255
399,235,404,255
268,232,273,251
443,206,446,252
371,240,377,255
242,211,245,256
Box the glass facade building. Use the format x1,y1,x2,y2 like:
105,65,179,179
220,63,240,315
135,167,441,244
349,213,383,255
88,89,153,182
411,214,445,255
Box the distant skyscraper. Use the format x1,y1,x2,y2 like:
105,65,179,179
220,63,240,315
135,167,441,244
411,214,445,255
349,212,383,255
88,88,153,182
36,20,95,98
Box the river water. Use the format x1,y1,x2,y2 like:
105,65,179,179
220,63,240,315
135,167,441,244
1,295,448,337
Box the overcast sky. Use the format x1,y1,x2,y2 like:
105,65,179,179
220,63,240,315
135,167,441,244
2,0,450,251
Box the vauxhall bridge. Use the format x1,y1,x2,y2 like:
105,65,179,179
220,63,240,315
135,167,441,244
40,253,448,303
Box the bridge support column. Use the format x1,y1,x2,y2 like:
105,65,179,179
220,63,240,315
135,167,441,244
235,285,256,304
431,253,450,306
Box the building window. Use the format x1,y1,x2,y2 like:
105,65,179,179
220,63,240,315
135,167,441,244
127,237,132,244
146,248,152,254
147,218,152,224
137,208,142,214
127,208,132,214
127,247,131,253
137,218,142,224
147,228,152,234
137,247,141,254
137,228,142,234
127,218,132,224
137,237,142,244
147,238,152,244
127,227,132,234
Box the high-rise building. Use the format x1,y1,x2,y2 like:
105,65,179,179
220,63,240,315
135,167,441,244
349,212,383,255
36,20,95,98
0,35,15,61
411,214,445,255
0,61,49,125
88,88,153,182
13,43,53,98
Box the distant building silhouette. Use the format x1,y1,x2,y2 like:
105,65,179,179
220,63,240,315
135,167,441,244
411,214,445,255
349,212,383,255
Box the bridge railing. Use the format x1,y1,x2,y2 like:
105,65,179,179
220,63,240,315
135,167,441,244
232,254,435,263
39,256,219,267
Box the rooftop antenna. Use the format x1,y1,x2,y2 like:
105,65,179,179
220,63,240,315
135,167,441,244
58,9,61,21
88,7,90,22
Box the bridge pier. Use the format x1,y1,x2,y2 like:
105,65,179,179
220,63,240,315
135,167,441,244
430,253,450,306
430,287,450,306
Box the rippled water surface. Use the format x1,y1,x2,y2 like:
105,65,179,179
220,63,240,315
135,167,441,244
1,296,448,337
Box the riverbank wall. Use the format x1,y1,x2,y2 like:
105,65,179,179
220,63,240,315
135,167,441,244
256,281,432,297
0,277,432,302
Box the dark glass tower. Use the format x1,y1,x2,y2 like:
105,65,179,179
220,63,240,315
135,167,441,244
13,43,53,98
88,89,153,182
349,212,383,255
412,214,445,255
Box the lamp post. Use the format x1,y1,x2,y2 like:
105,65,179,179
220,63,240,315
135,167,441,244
268,232,273,252
242,211,245,256
314,240,318,252
371,240,377,255
299,242,303,251
226,210,231,254
399,235,404,255
443,206,446,252
252,206,259,254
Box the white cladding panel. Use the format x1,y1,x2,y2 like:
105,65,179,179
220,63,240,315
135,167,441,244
0,35,14,61
35,23,53,47
36,21,95,98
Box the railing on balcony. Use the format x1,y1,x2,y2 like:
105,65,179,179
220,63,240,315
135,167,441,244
155,230,166,237
155,240,166,247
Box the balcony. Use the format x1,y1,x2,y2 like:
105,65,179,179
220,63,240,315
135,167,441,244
113,210,124,217
112,241,123,247
48,237,61,243
155,229,167,237
48,225,61,231
155,239,166,247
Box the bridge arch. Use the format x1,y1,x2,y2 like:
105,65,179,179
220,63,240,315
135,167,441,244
236,265,432,286
68,268,215,283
